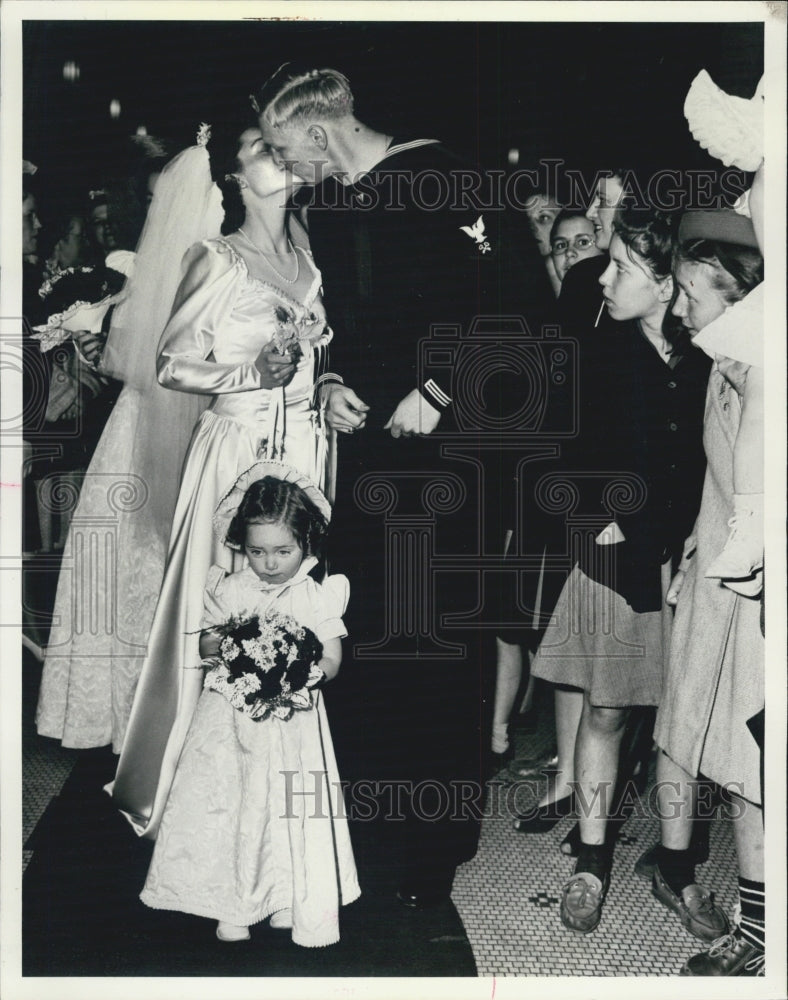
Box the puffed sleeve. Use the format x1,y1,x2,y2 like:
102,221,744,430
157,241,265,394
200,564,233,629
311,574,350,642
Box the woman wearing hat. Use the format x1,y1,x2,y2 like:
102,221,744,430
651,207,765,976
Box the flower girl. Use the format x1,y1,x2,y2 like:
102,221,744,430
140,461,360,946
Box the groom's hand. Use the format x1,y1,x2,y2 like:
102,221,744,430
384,389,441,438
324,383,370,433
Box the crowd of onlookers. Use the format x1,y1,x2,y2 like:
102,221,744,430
21,61,767,977
488,68,766,977
21,139,173,556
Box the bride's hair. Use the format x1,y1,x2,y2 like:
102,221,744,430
207,112,258,235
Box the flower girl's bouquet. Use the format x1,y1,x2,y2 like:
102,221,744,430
204,610,325,721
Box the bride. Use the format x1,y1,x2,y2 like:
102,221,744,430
106,112,343,836
38,114,336,810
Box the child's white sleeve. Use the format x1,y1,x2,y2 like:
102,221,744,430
312,574,350,643
200,564,231,630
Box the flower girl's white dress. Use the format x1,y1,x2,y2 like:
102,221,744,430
140,557,360,948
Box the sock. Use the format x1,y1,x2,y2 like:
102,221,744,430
491,724,509,755
655,844,696,895
690,817,711,861
738,877,765,951
575,840,613,883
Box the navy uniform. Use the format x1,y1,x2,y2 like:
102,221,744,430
307,138,555,896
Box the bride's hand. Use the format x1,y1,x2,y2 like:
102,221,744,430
255,341,296,389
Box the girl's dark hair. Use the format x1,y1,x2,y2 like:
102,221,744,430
226,476,328,558
613,206,676,281
206,112,258,235
674,239,763,305
612,206,686,345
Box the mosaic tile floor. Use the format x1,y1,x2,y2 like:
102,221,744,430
452,720,740,977
22,656,741,977
22,653,79,872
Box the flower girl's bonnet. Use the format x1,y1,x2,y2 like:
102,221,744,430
213,459,332,552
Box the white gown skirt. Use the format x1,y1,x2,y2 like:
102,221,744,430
140,689,360,947
111,398,328,838
36,384,206,751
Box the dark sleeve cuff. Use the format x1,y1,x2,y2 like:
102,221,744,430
422,378,452,410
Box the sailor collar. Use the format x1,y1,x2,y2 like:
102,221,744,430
346,139,440,205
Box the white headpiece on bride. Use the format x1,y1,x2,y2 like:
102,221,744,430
101,125,223,387
97,124,225,542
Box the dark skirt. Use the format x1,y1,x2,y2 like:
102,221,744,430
529,563,672,707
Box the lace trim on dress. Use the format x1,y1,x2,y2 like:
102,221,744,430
213,235,323,318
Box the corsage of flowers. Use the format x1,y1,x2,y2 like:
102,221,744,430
272,304,324,362
204,610,325,721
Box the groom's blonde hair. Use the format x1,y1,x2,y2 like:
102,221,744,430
255,65,354,129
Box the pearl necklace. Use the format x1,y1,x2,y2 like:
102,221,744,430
237,227,300,285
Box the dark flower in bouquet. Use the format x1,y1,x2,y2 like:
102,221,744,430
38,263,126,311
204,610,325,721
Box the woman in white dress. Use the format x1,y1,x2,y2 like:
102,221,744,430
110,115,340,838
35,129,222,751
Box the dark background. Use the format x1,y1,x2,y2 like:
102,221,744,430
24,19,763,194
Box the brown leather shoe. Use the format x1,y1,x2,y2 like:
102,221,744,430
652,866,729,942
560,870,610,934
680,930,765,976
